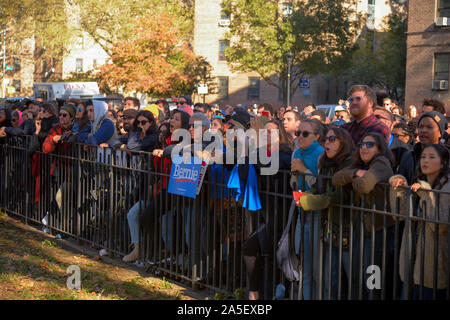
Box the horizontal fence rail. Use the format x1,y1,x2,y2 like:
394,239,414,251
0,136,449,300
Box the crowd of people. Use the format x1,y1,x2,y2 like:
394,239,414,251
0,84,449,300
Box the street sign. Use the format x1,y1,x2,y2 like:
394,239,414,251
5,64,13,71
197,84,208,95
299,78,310,88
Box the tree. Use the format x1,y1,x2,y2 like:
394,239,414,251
222,0,361,105
67,0,194,57
348,2,408,102
99,13,212,97
0,0,76,59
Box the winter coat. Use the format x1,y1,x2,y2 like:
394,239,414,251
298,156,354,241
332,155,394,232
77,101,116,145
4,118,36,136
108,129,158,152
389,174,449,289
390,135,415,184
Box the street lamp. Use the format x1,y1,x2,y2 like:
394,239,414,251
285,52,293,108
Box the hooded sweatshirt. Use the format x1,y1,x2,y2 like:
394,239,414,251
77,100,116,145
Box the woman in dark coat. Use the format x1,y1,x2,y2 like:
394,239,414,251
332,132,395,300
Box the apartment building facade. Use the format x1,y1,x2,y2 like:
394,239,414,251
405,0,450,112
192,0,392,108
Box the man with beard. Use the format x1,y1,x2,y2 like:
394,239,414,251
342,85,389,144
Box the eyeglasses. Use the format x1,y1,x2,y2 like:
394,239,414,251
12,118,18,122
347,96,364,104
59,113,69,118
324,135,338,142
177,101,186,105
135,120,149,126
374,114,391,122
295,130,315,138
358,141,376,149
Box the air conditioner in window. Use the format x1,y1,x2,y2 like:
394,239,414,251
435,17,449,26
219,19,230,27
432,80,449,90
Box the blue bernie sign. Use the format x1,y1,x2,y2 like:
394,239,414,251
168,155,202,199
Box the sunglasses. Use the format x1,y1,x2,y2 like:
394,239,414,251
358,141,376,149
324,135,338,142
136,120,149,126
59,113,69,118
347,96,364,104
76,107,83,112
12,118,18,122
295,130,315,138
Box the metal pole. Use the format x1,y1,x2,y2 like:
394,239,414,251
287,62,291,108
2,27,5,98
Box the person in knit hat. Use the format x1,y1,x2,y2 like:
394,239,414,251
411,111,449,175
61,104,76,118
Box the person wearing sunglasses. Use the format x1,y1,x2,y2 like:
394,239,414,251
71,102,89,137
295,127,355,299
332,132,395,300
290,118,324,300
342,85,389,145
42,104,75,153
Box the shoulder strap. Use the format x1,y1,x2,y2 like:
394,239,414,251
280,200,297,241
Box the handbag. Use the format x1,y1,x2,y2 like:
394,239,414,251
276,200,301,282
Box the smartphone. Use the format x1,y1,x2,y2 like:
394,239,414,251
261,111,270,118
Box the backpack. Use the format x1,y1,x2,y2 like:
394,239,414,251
276,200,301,282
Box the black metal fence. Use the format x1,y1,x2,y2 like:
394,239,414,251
0,135,449,300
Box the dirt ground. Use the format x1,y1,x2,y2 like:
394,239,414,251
0,210,209,300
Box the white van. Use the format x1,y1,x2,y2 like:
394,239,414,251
33,82,104,102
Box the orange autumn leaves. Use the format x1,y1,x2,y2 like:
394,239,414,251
100,14,200,97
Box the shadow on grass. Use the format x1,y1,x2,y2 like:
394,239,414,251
0,216,182,300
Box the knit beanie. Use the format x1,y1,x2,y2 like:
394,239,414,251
61,104,76,118
418,111,448,138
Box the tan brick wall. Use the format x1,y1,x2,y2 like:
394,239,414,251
405,0,450,113
193,0,348,109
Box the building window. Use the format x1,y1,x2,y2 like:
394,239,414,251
217,77,229,100
13,58,20,72
42,60,47,73
220,10,230,20
438,0,450,18
368,0,375,4
93,59,98,68
13,80,21,93
248,77,260,100
219,40,229,61
76,58,83,73
434,53,450,80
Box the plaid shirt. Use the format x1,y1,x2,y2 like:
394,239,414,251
342,114,389,144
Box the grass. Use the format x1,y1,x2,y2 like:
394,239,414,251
0,214,193,300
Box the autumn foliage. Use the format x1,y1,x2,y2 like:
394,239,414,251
99,14,201,97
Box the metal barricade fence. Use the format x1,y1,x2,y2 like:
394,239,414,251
0,136,448,300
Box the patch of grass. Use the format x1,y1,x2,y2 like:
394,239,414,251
39,292,63,300
41,240,58,248
161,276,172,290
234,288,246,300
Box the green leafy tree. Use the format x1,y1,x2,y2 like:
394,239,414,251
0,0,76,59
349,2,407,102
222,0,361,105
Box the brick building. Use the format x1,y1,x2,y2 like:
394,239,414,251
405,0,450,113
193,0,392,108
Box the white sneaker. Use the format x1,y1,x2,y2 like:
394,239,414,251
42,214,49,226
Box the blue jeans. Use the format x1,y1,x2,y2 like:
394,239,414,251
295,211,320,300
127,200,145,243
322,244,352,300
